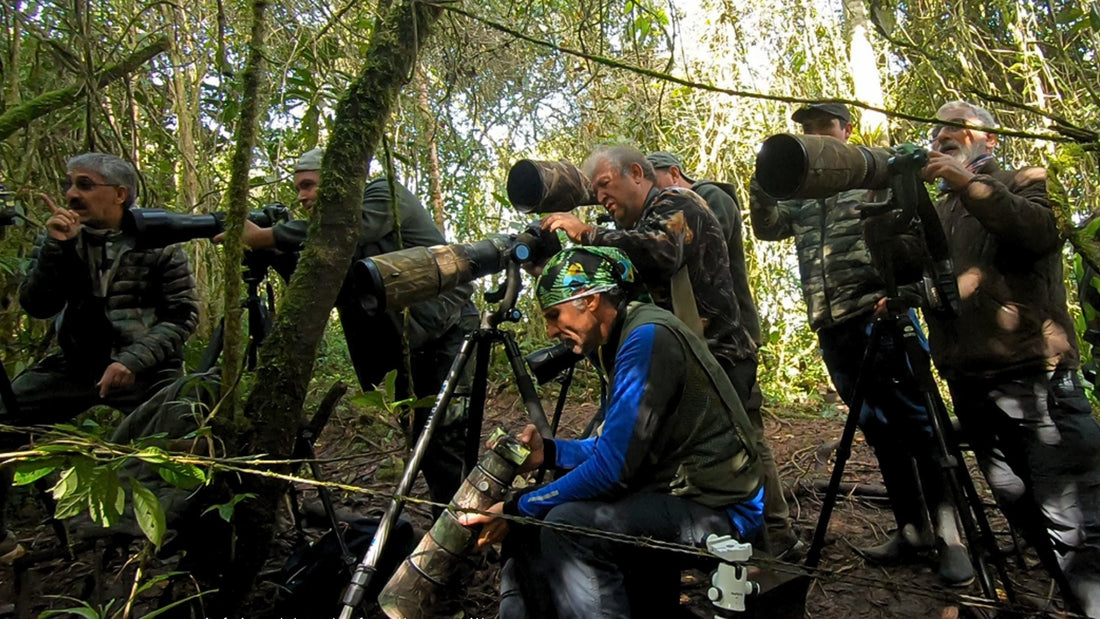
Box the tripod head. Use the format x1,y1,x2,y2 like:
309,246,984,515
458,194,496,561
858,144,960,318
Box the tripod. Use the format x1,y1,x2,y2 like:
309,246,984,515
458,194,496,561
338,262,553,618
803,301,1015,605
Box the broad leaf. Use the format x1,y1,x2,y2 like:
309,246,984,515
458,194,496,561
131,479,167,549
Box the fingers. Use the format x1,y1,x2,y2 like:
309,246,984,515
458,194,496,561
39,192,62,215
518,424,538,444
458,511,489,527
212,232,225,244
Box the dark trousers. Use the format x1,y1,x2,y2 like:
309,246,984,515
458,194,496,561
949,369,1100,617
340,308,475,508
722,355,794,551
499,493,737,619
0,353,179,529
818,311,943,531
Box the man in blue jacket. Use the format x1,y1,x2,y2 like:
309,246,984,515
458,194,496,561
463,246,763,618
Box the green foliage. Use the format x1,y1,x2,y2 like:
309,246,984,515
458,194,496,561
11,428,209,549
201,492,257,523
38,574,212,619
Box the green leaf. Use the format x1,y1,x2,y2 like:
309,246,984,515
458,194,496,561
384,369,398,400
350,391,385,409
201,492,257,523
150,460,206,490
87,468,125,527
12,458,61,486
131,479,167,549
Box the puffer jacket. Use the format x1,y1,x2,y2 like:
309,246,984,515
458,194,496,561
20,231,198,376
924,160,1077,380
750,179,889,330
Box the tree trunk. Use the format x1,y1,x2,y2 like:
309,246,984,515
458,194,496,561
219,0,269,408
843,0,889,145
417,77,446,230
203,0,445,610
0,37,169,141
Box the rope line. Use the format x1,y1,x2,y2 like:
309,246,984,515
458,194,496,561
0,425,1083,617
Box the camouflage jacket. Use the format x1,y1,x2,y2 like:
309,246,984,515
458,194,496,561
585,186,756,364
750,178,889,331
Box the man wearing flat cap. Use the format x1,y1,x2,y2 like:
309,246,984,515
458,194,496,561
462,246,763,618
750,102,973,584
646,150,799,558
232,148,477,509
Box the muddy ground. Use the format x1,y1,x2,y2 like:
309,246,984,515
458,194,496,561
0,382,1067,618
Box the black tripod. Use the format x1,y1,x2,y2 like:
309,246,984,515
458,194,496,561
338,262,553,618
803,300,1016,606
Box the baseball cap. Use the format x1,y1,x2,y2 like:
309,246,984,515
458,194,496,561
645,152,695,183
294,148,324,172
791,103,852,124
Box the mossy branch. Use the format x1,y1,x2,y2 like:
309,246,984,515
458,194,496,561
0,36,170,141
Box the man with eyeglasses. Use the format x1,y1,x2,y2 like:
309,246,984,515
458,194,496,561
922,100,1100,616
750,102,973,585
0,153,198,561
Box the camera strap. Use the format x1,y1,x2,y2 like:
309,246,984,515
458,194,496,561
670,266,705,338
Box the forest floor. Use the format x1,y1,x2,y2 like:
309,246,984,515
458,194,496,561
0,380,1068,619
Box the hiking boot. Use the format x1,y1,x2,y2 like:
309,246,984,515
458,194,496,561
855,524,930,564
775,538,806,563
0,530,26,565
937,541,974,587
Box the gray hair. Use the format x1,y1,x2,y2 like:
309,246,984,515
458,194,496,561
937,101,998,129
67,153,139,208
582,145,657,185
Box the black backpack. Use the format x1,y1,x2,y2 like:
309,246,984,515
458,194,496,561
274,516,416,614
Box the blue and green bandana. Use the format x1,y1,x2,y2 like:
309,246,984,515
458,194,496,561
536,246,636,310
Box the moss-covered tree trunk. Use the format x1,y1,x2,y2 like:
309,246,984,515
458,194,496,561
201,0,445,610
220,0,269,408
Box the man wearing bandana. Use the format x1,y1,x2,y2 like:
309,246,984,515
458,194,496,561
0,153,198,561
462,247,763,618
923,100,1100,616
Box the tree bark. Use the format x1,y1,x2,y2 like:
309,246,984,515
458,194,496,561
220,0,269,407
0,36,169,142
203,0,445,610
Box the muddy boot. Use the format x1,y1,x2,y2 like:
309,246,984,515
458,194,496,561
856,523,931,564
935,502,974,587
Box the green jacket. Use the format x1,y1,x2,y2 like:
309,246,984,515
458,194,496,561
616,302,761,507
693,181,762,347
750,178,890,331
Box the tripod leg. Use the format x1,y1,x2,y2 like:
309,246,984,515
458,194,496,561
338,331,479,619
897,322,1010,602
464,339,491,473
502,334,553,438
806,321,885,569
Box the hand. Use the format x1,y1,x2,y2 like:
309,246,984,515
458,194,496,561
458,502,509,549
213,220,275,249
41,193,81,241
97,362,135,398
541,213,594,243
516,424,545,474
921,150,974,191
873,297,888,318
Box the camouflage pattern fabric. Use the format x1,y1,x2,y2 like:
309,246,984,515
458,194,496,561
536,246,636,309
586,187,756,364
507,159,598,214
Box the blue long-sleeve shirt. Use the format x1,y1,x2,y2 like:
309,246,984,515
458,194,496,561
518,322,684,517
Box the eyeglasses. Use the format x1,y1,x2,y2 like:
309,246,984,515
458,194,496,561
929,117,978,140
62,177,120,192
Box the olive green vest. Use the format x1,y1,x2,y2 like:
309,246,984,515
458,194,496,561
618,302,762,508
